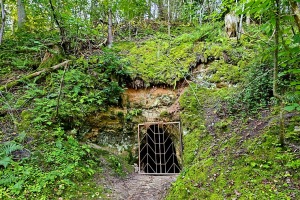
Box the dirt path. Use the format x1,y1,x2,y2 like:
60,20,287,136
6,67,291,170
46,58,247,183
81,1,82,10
110,173,177,200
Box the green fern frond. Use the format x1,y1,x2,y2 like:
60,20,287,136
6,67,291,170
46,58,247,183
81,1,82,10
0,173,17,185
0,142,23,156
0,156,12,168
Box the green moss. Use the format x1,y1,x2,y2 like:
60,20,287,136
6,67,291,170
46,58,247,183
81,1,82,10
206,60,241,83
167,84,300,199
38,52,64,69
19,110,34,133
114,24,232,86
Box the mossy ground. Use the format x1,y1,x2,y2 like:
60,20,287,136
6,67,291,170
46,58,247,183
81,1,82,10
166,86,300,199
114,22,255,87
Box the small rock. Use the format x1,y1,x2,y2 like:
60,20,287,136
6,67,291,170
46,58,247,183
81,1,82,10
133,163,139,173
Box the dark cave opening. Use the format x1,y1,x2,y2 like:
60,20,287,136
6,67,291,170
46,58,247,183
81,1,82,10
140,124,180,174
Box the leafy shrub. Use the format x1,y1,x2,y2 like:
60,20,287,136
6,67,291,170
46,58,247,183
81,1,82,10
228,62,273,114
0,133,97,199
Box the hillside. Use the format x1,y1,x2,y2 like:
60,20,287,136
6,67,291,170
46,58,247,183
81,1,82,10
1,1,300,199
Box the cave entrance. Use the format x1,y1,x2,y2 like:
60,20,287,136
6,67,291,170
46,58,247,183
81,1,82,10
138,122,182,174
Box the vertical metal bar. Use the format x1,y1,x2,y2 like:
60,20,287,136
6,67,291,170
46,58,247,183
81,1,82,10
179,121,183,168
146,128,149,173
162,125,165,173
159,123,162,173
153,125,157,173
138,124,141,173
173,144,175,173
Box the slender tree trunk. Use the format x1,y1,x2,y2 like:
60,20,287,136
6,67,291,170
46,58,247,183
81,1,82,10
289,0,300,32
167,0,170,36
107,8,113,48
274,0,285,146
0,0,5,45
189,0,193,23
238,3,244,40
246,0,250,25
17,0,26,28
49,0,67,51
198,0,205,25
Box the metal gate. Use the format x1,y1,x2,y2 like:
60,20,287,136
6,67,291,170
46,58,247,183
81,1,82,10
138,122,182,175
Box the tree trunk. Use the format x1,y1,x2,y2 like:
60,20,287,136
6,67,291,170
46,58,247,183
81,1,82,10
167,0,170,36
274,0,285,146
246,0,250,25
107,8,113,48
198,0,206,25
289,0,300,32
189,0,193,23
49,0,67,51
0,0,5,45
17,0,26,28
238,4,244,41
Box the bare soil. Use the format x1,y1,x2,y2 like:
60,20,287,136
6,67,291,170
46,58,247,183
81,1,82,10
110,173,177,200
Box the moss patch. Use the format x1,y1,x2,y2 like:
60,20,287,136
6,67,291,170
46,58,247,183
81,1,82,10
166,86,300,199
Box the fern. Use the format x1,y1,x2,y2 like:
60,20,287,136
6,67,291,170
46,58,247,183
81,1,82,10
0,141,23,168
1,142,23,156
0,156,12,168
0,173,17,186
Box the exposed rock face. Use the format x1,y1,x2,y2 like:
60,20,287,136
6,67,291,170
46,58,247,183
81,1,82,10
84,87,180,154
151,94,175,108
84,109,143,150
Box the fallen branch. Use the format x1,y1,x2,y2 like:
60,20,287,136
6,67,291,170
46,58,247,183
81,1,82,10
0,60,71,91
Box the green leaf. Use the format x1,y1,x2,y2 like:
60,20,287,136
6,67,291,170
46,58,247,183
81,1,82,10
293,34,300,43
291,81,300,86
0,156,12,168
284,103,299,112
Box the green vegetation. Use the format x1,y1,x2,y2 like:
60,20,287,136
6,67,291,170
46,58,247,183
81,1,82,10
167,86,300,199
1,0,300,199
114,22,253,86
0,38,131,198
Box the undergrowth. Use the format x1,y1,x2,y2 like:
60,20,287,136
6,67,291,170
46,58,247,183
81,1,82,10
166,86,300,199
0,38,131,199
